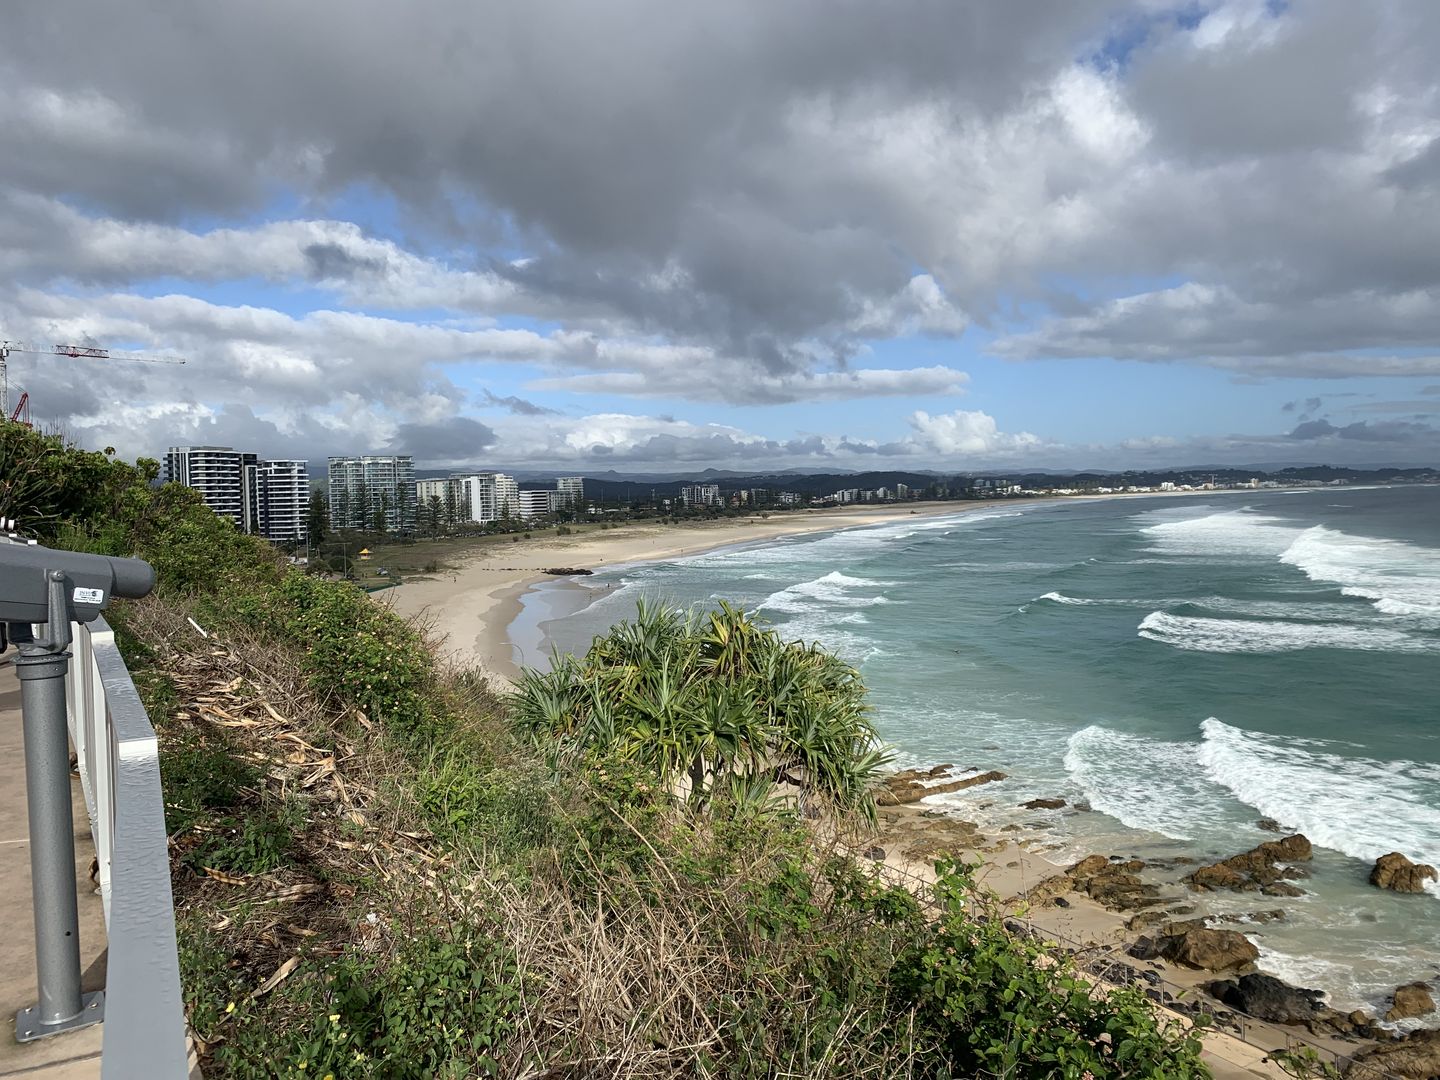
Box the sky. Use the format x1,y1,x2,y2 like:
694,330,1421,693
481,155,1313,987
1,0,1439,474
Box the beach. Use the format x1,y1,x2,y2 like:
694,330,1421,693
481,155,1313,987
383,501,1003,685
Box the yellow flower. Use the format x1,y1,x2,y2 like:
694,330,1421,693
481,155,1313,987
225,1001,236,1014
329,1013,341,1024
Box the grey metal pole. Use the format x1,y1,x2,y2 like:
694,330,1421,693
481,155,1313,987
13,643,104,1040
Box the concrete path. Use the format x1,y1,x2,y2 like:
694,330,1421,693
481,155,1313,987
0,658,106,1079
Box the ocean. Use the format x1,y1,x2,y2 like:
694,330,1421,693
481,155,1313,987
519,485,1440,1013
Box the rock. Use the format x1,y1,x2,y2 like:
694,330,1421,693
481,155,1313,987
1370,852,1439,894
862,846,885,862
1216,909,1286,925
1348,1009,1372,1029
1347,1027,1440,1080
1205,973,1324,1024
1021,797,1066,810
1068,854,1111,877
1186,834,1312,892
542,567,593,576
877,768,1008,805
1257,817,1285,833
1053,896,1070,908
1127,911,1169,932
1142,928,1260,972
1261,882,1306,898
1385,982,1436,1022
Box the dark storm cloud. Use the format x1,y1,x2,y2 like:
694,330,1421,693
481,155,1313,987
480,391,559,417
384,416,497,461
1286,418,1435,443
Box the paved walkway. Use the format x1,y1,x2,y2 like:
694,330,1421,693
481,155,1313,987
0,658,106,1079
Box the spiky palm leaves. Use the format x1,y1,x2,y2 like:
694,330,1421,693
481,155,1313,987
510,600,888,817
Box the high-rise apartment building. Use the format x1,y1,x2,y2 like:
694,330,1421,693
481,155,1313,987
328,456,417,533
456,472,518,524
680,483,721,508
555,476,584,509
256,460,309,543
165,446,308,542
164,446,260,531
517,489,557,519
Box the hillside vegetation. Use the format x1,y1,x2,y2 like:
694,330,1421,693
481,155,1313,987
4,425,1209,1079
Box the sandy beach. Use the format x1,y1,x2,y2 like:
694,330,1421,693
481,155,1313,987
383,501,1003,685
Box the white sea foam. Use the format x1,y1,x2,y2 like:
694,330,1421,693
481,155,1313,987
1038,591,1092,605
1280,525,1440,622
1062,726,1217,841
757,570,897,615
1136,611,1439,654
1141,509,1301,560
1198,718,1440,879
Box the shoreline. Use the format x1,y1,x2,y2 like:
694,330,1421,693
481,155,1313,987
384,487,1256,687
385,499,1032,685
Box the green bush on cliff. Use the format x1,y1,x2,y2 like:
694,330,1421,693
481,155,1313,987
511,599,890,817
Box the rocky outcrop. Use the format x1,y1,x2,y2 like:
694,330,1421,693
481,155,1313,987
1020,797,1066,810
1206,973,1324,1024
1370,852,1439,893
1385,982,1436,1022
1130,926,1259,972
1024,854,1164,912
542,567,593,575
1347,1028,1440,1080
877,766,1007,806
1185,835,1312,893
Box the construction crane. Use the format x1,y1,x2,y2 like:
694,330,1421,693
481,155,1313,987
0,341,187,422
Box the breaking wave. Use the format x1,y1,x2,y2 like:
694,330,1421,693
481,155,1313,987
1136,611,1439,654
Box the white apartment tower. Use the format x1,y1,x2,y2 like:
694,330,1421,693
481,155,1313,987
555,476,584,509
328,455,417,533
517,489,557,519
457,472,519,524
165,446,308,542
256,460,309,543
680,483,721,508
164,446,260,532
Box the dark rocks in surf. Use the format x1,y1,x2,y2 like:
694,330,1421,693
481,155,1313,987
1020,797,1067,810
876,765,1007,806
1205,973,1324,1024
1257,817,1287,833
542,567,593,575
1385,982,1436,1022
1369,852,1439,893
1185,834,1312,893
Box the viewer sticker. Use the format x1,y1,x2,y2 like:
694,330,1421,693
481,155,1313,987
72,587,105,605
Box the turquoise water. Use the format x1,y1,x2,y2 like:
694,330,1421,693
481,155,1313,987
529,487,1440,1012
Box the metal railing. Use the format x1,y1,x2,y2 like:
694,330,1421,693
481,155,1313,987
65,616,190,1078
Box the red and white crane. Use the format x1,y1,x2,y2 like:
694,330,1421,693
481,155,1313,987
0,341,187,425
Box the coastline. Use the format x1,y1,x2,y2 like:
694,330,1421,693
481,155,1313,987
384,499,1018,686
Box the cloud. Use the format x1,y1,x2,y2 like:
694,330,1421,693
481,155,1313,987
538,364,969,405
480,391,560,416
1286,417,1436,443
992,283,1440,377
906,410,1043,456
385,416,497,463
2,1,1439,463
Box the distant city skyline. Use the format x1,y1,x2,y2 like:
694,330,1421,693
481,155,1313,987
1,3,1438,471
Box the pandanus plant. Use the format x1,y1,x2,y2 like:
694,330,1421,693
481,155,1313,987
510,600,889,817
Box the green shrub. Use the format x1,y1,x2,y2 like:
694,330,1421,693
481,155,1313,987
160,732,263,835
511,601,889,816
892,861,1208,1079
182,799,304,877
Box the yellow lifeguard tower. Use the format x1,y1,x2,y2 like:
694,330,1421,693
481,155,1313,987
357,547,373,562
